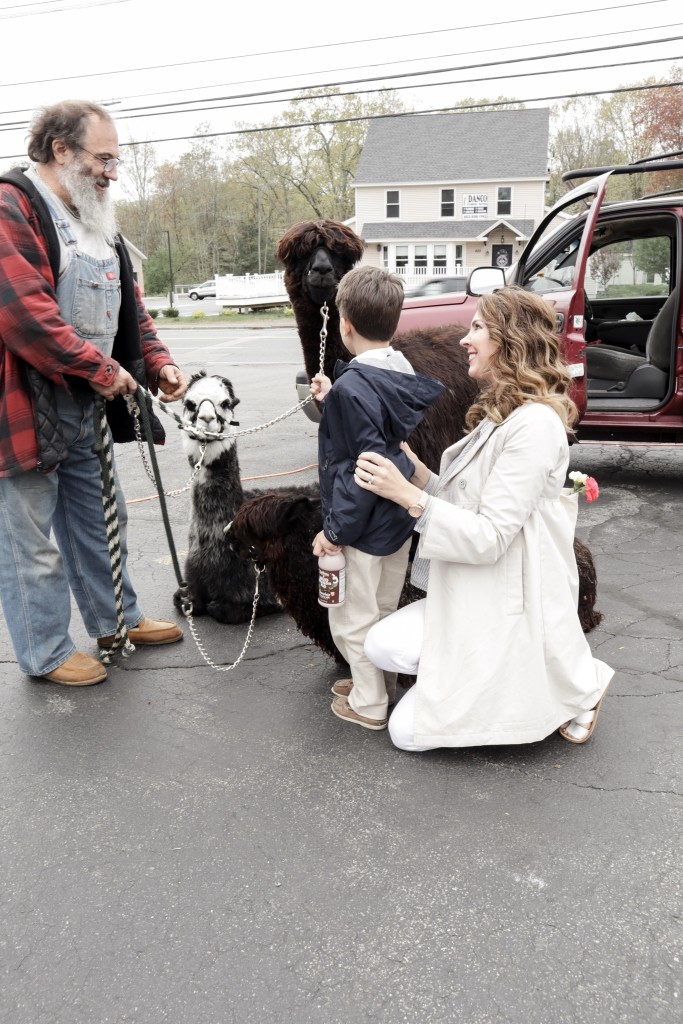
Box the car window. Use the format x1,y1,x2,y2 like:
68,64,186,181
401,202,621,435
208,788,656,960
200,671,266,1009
585,236,671,298
525,237,580,293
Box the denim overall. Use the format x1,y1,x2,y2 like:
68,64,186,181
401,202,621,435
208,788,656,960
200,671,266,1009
0,186,143,675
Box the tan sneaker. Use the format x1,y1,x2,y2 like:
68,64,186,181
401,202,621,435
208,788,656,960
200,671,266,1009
331,695,388,731
41,652,107,686
331,678,396,705
98,617,183,649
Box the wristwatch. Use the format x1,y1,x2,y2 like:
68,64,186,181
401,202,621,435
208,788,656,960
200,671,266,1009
407,490,429,519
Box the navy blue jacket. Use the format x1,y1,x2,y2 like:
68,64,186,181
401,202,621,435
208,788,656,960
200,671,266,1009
318,359,444,555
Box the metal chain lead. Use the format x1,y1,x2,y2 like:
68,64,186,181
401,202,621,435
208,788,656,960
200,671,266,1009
184,568,262,671
119,304,329,671
124,394,208,494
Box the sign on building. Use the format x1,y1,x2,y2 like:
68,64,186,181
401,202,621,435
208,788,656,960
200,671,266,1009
462,192,489,219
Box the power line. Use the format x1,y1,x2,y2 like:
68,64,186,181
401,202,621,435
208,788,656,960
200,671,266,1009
2,78,681,162
0,0,128,19
0,0,669,89
5,19,675,117
107,44,683,124
60,49,679,130
1,31,680,130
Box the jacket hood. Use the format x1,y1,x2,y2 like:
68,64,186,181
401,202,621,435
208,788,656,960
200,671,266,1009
333,359,444,437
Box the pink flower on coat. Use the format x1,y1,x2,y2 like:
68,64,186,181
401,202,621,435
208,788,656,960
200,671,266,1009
584,477,600,502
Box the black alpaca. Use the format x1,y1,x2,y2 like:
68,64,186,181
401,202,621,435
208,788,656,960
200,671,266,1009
172,372,282,624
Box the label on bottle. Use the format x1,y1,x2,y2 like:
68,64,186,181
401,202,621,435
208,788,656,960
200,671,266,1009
318,565,346,606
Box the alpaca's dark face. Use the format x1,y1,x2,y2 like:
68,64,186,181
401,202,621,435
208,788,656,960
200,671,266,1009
225,505,284,566
276,220,364,308
302,246,349,305
226,493,318,565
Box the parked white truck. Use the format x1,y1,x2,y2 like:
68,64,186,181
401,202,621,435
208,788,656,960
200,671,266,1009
215,272,290,312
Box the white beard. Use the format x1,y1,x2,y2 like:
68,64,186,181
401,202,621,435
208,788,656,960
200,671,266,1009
59,160,119,243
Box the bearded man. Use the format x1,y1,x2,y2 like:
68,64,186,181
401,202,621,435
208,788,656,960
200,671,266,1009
0,99,188,686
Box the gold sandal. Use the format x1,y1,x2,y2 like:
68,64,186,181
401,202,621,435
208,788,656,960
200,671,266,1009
559,687,609,745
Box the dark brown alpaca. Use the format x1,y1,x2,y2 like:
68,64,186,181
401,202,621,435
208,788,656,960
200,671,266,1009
276,220,477,471
226,490,345,664
227,491,602,676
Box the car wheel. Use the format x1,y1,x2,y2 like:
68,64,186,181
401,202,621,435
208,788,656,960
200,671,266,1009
189,292,198,300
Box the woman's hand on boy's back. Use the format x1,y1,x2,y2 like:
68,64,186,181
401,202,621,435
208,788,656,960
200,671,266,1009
400,441,431,489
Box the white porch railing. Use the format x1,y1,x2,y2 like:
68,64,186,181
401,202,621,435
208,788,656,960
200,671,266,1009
391,266,476,289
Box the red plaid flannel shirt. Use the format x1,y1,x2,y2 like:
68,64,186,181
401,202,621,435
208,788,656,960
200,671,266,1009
0,183,173,476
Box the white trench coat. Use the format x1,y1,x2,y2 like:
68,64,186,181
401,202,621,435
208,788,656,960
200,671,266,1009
412,402,613,748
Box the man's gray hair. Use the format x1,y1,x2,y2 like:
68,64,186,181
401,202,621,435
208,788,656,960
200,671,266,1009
27,100,114,164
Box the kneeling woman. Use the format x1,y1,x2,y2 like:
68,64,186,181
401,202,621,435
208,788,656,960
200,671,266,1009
355,287,612,752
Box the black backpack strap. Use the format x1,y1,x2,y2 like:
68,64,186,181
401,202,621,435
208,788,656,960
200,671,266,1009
0,166,61,286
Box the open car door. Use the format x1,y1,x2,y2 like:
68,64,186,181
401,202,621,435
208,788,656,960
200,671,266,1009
511,172,613,420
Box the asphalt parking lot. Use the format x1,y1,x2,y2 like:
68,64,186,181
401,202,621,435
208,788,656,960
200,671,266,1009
0,326,680,1024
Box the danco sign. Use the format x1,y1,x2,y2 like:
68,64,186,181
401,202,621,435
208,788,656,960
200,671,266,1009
462,193,489,219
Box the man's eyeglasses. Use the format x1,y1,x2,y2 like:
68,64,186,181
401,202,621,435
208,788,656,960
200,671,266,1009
74,144,123,174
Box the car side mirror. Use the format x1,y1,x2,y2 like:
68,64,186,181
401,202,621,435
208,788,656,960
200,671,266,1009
467,267,506,295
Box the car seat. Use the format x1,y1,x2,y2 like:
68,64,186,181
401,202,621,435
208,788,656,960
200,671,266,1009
586,290,677,398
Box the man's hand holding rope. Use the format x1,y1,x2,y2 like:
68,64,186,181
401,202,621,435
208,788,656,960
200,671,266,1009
90,364,187,403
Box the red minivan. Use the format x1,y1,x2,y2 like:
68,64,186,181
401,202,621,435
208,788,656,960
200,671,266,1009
397,156,683,443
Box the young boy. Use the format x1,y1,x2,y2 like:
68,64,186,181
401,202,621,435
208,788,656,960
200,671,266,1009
311,266,443,730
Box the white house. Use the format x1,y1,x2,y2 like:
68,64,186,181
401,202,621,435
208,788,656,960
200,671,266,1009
351,108,550,282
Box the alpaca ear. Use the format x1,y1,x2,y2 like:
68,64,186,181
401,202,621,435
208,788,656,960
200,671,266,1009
218,376,240,408
274,495,312,534
335,223,365,263
188,370,208,388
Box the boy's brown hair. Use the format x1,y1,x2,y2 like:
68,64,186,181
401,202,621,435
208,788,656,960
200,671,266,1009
335,265,404,342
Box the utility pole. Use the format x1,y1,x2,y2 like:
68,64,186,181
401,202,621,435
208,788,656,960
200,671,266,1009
164,229,175,309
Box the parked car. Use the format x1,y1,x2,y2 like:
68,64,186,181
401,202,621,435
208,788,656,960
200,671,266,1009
188,279,216,300
395,153,683,444
403,276,468,298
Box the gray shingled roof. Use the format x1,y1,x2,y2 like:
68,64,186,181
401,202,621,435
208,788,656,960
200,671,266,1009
354,109,550,184
360,220,535,240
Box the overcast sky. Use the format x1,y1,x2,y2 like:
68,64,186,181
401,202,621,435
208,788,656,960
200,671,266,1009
1,0,681,177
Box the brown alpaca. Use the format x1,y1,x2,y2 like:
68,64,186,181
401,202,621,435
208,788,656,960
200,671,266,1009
276,218,603,635
227,491,602,676
276,219,477,472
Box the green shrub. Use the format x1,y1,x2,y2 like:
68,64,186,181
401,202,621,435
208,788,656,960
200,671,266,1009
191,309,206,319
147,308,159,319
163,307,180,318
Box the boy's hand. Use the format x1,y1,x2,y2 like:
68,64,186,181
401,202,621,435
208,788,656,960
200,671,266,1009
310,373,332,402
312,530,342,557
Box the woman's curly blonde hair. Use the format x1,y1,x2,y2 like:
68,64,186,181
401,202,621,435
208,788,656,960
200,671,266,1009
465,285,579,433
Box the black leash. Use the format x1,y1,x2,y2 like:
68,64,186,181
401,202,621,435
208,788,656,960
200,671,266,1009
131,389,193,615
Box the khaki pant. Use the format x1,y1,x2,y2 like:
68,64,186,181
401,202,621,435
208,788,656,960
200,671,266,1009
328,538,411,720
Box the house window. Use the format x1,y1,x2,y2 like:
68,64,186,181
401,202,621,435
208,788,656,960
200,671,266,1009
455,244,463,269
441,188,455,217
497,187,512,216
395,246,409,269
433,245,447,269
386,190,400,218
381,246,389,268
415,246,428,270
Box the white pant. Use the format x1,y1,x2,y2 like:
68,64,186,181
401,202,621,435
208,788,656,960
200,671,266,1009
364,599,437,752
